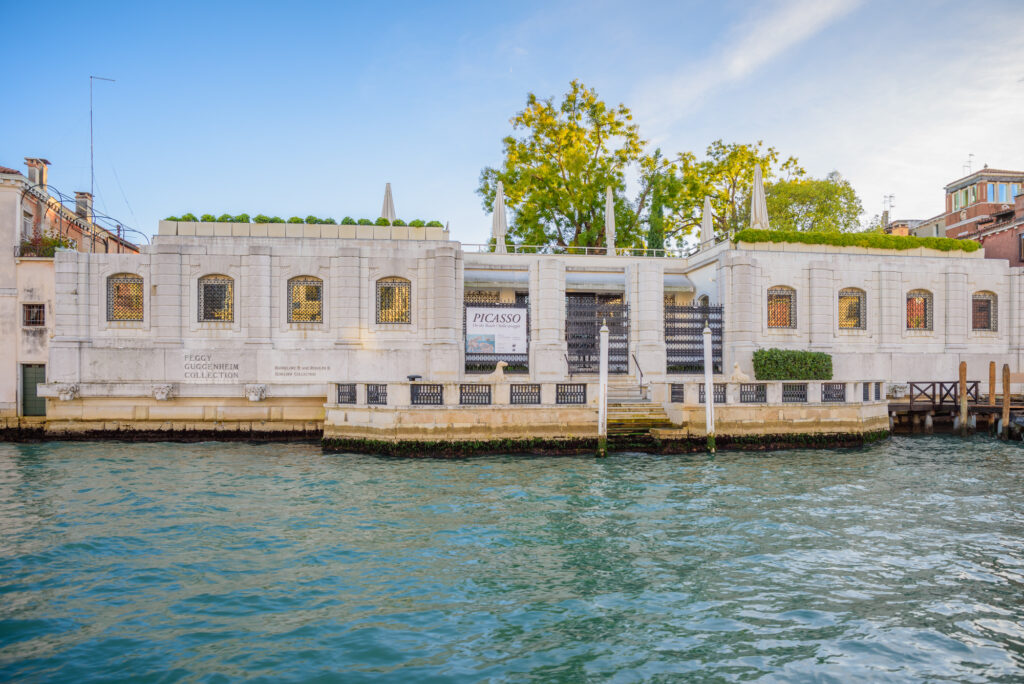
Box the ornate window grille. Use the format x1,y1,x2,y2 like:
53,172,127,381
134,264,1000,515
838,288,866,330
460,384,491,405
198,275,234,322
782,383,808,403
337,383,357,404
22,304,45,327
555,383,586,404
906,290,933,330
740,383,767,403
863,382,870,401
971,292,997,331
664,304,723,374
464,289,500,304
875,382,881,401
366,383,387,405
288,276,323,323
411,384,443,405
699,383,726,404
376,277,411,324
670,384,685,403
822,382,846,402
106,274,144,321
510,384,541,405
767,287,796,328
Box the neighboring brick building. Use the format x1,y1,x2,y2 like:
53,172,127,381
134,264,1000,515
973,191,1024,267
942,167,1023,240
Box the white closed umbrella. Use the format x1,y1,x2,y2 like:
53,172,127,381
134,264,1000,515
381,183,396,225
492,181,507,254
749,165,770,231
605,186,616,254
701,195,714,245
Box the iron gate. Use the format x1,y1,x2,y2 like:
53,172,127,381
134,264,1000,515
565,293,628,374
665,305,723,374
464,297,529,373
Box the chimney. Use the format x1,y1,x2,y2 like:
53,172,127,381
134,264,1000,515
75,192,94,221
881,209,889,233
24,157,50,188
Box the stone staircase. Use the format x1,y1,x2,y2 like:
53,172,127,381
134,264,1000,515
604,378,675,438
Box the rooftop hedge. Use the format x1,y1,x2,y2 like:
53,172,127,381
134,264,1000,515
165,214,443,227
733,229,980,253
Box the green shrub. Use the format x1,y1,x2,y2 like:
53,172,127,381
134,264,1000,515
253,214,270,223
287,216,303,224
304,215,319,224
425,220,443,227
733,229,980,253
392,218,407,226
180,213,198,222
269,216,285,223
375,217,390,226
408,219,425,227
19,232,75,257
752,348,832,380
341,217,356,225
165,216,180,221
233,213,250,223
322,217,336,224
357,218,373,225
216,214,233,222
200,214,216,222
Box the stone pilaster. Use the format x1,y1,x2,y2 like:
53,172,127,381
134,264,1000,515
633,261,666,382
243,251,271,345
150,242,183,345
944,270,968,352
428,245,460,380
808,262,833,351
531,258,566,381
878,269,902,350
332,251,361,346
723,253,756,373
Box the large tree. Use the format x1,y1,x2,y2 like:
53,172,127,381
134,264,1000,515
762,172,864,232
477,80,654,248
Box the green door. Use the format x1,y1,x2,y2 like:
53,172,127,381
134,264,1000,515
22,364,46,416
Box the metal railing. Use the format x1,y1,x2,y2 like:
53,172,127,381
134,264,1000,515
462,243,702,258
631,353,644,393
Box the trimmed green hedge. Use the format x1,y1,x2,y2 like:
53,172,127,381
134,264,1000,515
752,348,832,380
733,229,980,253
164,214,447,227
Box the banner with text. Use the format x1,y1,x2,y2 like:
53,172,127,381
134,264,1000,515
465,307,527,354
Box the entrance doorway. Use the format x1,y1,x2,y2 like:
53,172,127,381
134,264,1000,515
22,364,46,416
565,293,629,374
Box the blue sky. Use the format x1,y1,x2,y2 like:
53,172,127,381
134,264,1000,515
2,0,1022,245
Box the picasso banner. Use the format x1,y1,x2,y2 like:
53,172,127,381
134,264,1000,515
465,307,527,355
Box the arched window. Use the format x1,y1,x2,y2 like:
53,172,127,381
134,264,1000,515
697,294,710,308
106,273,144,321
376,277,411,324
838,287,866,330
972,291,997,331
288,276,323,323
198,275,234,322
906,289,932,330
767,286,796,328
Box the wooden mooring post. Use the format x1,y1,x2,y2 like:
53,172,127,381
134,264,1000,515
989,361,996,406
1002,363,1011,440
959,361,968,436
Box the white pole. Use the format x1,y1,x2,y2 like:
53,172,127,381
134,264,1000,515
703,320,716,453
599,320,609,452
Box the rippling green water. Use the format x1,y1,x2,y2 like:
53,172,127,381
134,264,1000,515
0,438,1022,682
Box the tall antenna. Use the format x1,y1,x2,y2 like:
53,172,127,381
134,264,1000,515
89,76,115,208
962,153,974,176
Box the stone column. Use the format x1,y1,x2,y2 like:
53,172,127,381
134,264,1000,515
944,270,968,352
634,261,666,383
808,262,832,351
531,258,566,381
428,245,460,380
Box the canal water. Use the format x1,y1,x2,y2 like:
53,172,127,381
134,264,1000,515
0,438,1021,682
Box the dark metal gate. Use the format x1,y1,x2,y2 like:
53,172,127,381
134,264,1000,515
565,293,628,374
21,364,46,416
665,305,723,374
464,297,529,373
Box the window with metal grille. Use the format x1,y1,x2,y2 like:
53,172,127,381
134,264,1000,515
767,287,796,328
199,275,234,322
337,383,356,404
971,292,997,331
906,290,932,330
1020,234,1024,261
697,294,710,308
670,384,685,403
699,383,726,404
376,277,411,324
411,384,443,405
22,304,45,327
740,383,767,403
464,289,500,304
367,383,387,405
460,384,491,405
782,383,807,403
822,382,846,402
875,382,881,401
838,288,865,329
863,382,870,401
556,383,586,404
106,274,144,321
510,384,541,405
288,276,323,323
